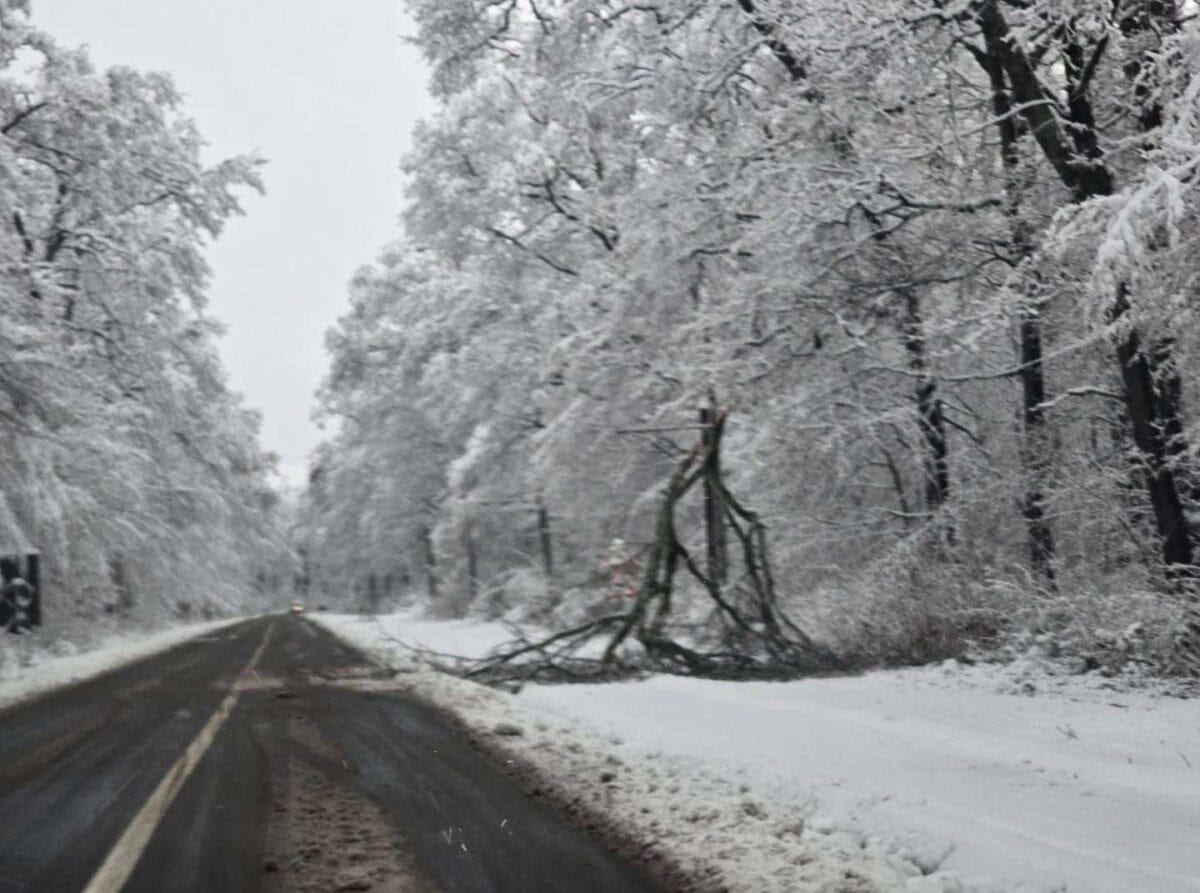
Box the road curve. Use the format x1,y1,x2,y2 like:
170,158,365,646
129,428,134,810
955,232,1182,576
0,615,658,892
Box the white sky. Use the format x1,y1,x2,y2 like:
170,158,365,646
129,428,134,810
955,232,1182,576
32,1,436,485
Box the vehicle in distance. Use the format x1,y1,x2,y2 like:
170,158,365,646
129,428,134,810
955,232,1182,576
290,602,305,614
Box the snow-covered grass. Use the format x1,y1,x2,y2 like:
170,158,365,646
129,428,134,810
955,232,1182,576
0,616,244,711
316,609,1200,893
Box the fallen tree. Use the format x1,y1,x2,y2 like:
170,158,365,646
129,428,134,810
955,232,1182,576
448,408,841,686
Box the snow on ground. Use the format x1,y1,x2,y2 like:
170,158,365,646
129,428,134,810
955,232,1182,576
315,611,978,891
0,616,244,711
520,668,1200,893
317,610,1200,892
327,608,517,663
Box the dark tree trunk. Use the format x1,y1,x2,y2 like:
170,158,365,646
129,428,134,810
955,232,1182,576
901,290,951,533
537,502,555,580
1019,313,1057,581
1113,293,1193,571
700,404,728,583
1151,340,1199,505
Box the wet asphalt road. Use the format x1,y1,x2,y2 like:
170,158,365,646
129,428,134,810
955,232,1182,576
0,616,658,892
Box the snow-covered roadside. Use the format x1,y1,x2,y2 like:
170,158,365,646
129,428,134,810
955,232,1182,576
315,610,1200,892
0,616,245,711
312,612,978,892
520,668,1200,893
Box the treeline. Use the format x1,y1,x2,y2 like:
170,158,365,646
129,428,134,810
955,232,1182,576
0,2,288,624
305,0,1200,669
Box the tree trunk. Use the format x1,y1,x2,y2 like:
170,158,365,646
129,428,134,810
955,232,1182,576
700,404,728,583
537,502,554,581
900,289,951,535
1113,296,1193,571
1018,312,1057,582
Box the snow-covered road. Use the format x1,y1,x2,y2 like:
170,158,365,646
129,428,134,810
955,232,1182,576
321,610,1200,891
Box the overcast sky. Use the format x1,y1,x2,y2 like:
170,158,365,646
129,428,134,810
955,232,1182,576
33,1,436,485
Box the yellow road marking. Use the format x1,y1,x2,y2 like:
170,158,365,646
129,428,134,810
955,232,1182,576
83,622,274,893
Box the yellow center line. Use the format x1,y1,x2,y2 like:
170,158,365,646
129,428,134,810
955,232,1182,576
83,621,274,893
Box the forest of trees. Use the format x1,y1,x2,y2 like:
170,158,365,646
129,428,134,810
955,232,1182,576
0,2,288,626
301,0,1200,673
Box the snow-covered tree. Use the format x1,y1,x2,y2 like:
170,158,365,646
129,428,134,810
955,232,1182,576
1,5,287,625
307,0,1200,671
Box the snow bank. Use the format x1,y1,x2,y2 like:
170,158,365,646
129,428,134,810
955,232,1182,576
316,611,1200,892
0,616,244,711
314,612,979,891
